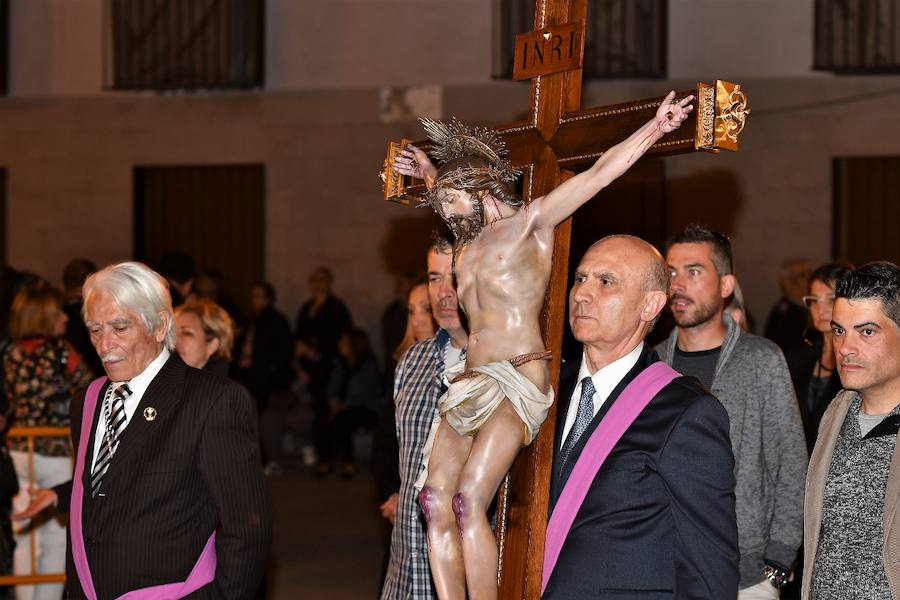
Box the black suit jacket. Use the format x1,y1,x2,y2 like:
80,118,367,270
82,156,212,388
64,353,273,599
545,346,739,599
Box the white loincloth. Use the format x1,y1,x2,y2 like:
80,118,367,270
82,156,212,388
414,357,554,491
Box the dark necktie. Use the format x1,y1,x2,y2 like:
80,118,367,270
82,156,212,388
91,383,132,497
559,376,596,471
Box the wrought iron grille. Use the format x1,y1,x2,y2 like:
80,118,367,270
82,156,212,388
493,0,666,79
105,0,264,91
815,0,900,73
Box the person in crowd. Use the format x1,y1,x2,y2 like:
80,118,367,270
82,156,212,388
189,268,245,331
656,225,807,598
373,280,435,582
392,282,435,368
544,235,738,598
0,429,16,600
765,258,812,353
259,374,316,477
381,232,467,600
726,279,752,332
319,328,383,478
3,281,93,600
802,261,900,600
174,298,235,378
61,259,102,375
157,251,195,308
381,272,416,375
235,281,293,414
375,280,434,512
295,267,353,474
13,261,273,597
786,262,853,452
0,269,39,343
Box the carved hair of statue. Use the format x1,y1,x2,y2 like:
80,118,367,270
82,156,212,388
417,118,524,237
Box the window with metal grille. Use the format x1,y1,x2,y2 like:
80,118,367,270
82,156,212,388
815,0,900,73
493,0,666,79
104,0,264,91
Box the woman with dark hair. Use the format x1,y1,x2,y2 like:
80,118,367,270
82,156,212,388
3,281,93,599
786,261,853,451
320,328,383,478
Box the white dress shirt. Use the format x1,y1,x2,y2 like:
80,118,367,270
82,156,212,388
91,348,170,471
560,343,644,448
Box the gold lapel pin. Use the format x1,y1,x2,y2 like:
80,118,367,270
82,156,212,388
143,407,157,422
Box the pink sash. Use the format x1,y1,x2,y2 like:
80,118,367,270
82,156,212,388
70,377,218,600
541,362,679,595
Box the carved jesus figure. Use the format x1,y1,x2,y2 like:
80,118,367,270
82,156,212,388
392,91,693,599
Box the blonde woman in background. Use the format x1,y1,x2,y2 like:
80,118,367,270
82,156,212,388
393,282,436,363
376,281,435,523
174,298,235,378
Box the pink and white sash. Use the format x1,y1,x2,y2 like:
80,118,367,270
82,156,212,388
70,377,217,600
542,362,679,595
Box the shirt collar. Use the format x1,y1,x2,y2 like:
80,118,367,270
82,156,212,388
578,342,644,394
122,347,170,400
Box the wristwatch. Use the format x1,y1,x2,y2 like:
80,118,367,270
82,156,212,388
762,564,789,588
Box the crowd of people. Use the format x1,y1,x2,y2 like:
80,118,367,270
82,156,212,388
0,228,895,600
0,254,399,597
377,224,900,600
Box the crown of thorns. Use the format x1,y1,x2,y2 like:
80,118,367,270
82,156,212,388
417,117,521,208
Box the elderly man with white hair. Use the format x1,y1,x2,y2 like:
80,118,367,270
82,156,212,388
17,261,272,599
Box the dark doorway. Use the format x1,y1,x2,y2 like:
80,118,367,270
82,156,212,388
134,164,264,319
561,159,667,360
833,157,900,265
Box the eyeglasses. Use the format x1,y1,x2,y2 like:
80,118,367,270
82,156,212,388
802,295,835,308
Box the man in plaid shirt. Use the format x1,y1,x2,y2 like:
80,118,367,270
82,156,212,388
381,233,467,599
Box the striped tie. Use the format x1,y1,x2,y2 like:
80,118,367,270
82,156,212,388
91,383,132,497
559,377,596,473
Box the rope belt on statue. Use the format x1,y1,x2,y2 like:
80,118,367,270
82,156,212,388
449,350,553,383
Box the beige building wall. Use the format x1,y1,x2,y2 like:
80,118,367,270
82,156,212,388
3,0,899,352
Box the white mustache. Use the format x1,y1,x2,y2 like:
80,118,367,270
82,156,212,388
101,353,126,363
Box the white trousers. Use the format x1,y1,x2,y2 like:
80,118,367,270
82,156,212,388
10,451,71,600
739,579,780,600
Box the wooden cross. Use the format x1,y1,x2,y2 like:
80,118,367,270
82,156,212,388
380,1,748,598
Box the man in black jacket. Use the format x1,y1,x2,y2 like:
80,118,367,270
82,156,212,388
545,235,739,599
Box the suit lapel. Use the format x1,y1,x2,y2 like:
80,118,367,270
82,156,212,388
556,347,656,490
803,389,853,590
101,354,187,489
883,417,900,565
80,379,109,541
83,381,111,495
550,364,579,509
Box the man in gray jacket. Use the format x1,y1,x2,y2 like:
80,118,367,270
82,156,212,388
656,225,807,599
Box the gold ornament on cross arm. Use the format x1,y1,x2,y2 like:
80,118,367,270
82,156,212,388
379,138,424,205
695,80,750,153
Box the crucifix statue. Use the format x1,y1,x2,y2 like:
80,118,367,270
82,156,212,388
380,2,748,599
